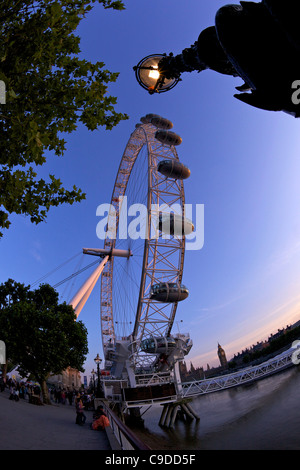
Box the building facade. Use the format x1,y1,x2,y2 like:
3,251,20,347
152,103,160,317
47,367,82,389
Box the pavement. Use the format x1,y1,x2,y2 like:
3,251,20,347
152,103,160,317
0,388,112,450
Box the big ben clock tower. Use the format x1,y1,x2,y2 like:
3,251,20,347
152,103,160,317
217,343,228,369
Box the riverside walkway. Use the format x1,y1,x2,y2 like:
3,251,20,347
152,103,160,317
0,388,111,450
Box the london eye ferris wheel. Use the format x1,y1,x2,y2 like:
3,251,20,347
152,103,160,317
76,114,194,382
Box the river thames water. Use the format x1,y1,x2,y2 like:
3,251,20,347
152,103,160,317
131,366,300,450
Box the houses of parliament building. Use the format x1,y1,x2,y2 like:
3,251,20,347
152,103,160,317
179,342,228,381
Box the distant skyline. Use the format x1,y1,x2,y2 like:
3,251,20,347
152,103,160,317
2,1,300,380
193,297,300,369
195,316,300,371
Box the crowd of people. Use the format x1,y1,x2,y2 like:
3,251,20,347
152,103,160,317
50,388,94,409
0,375,109,430
0,377,42,402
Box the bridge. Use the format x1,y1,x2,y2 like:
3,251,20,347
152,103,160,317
180,343,300,398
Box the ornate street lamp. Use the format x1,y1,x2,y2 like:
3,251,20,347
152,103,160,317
94,353,103,398
133,2,300,116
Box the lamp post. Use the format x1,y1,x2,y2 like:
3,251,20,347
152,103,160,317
94,354,103,398
133,3,300,116
91,369,96,394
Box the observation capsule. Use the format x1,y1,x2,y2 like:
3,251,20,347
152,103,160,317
150,282,189,302
155,130,182,146
140,336,177,354
140,114,160,124
150,116,173,129
145,113,161,122
157,212,194,236
157,159,190,180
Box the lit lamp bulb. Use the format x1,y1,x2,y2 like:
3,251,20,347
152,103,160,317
149,67,160,79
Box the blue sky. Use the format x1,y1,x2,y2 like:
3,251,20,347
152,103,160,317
2,0,300,379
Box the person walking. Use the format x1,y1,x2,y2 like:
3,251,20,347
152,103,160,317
75,394,86,426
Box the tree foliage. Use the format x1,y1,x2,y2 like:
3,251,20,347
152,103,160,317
0,279,88,403
0,0,127,237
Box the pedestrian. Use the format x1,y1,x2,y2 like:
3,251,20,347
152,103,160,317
93,405,106,420
0,376,5,392
92,413,110,431
14,388,19,401
85,394,92,410
9,386,19,401
19,383,25,399
92,405,110,430
75,394,86,426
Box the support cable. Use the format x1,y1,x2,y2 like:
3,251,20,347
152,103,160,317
53,259,100,289
31,252,81,287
